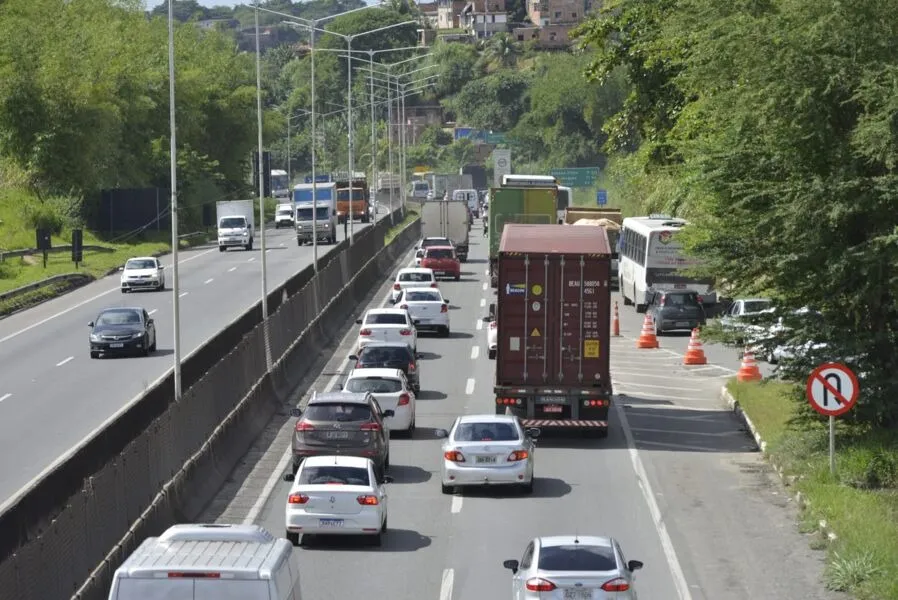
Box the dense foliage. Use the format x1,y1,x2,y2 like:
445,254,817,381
574,0,898,426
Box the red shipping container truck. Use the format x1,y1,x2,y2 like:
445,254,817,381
493,224,613,435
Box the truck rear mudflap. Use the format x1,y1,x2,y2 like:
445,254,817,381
456,244,469,262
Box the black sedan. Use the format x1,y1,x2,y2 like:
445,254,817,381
348,341,421,393
89,307,157,358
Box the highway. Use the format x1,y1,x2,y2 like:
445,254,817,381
0,221,372,507
202,227,842,600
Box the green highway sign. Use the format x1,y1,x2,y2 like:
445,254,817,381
550,167,600,188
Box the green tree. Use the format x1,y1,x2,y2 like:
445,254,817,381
446,70,531,132
428,42,483,98
482,33,520,69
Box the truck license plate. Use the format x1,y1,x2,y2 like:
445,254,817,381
535,397,563,405
542,405,563,413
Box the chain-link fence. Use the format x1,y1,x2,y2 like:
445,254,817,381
0,206,417,600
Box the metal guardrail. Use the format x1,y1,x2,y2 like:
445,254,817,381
0,273,94,304
0,245,114,262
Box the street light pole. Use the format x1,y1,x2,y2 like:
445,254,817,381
386,77,394,224
254,1,272,369
167,0,182,401
369,49,377,226
310,23,319,271
346,34,355,245
287,115,292,187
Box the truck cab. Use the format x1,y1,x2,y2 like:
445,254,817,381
335,178,370,224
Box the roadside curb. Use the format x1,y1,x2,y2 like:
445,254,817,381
720,385,839,544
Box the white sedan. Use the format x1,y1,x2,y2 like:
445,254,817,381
355,308,417,354
391,267,437,303
341,368,416,436
436,414,539,495
120,256,165,292
482,312,497,359
395,288,450,337
284,455,391,547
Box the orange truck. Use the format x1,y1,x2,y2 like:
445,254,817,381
334,177,370,224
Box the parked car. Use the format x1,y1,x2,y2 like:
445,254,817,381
349,342,421,393
120,256,165,292
647,289,707,335
391,267,438,303
340,368,416,436
435,414,539,495
502,535,644,598
355,308,418,353
89,307,157,358
284,455,391,547
420,246,461,281
395,287,450,337
289,391,393,479
720,298,773,344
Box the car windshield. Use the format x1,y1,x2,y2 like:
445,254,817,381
296,207,330,220
405,291,441,302
220,217,246,228
426,249,454,259
365,313,407,325
743,300,772,313
538,545,618,572
413,182,428,191
664,292,699,307
304,402,371,422
454,422,519,442
298,465,370,486
124,259,156,270
96,310,142,326
345,377,403,394
399,272,433,283
276,206,292,215
357,346,411,363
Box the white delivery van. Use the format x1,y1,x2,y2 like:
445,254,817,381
107,524,302,600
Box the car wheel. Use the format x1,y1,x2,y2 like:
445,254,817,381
291,460,300,476
157,281,165,291
440,326,450,338
407,418,416,438
90,351,99,359
488,349,496,360
150,336,157,352
454,274,460,281
219,246,225,252
655,322,663,336
142,336,151,356
521,479,534,495
286,531,299,546
441,484,454,495
120,288,127,294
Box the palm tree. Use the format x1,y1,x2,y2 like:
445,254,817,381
483,33,520,68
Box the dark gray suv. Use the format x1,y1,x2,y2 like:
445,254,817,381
290,392,393,480
648,289,707,335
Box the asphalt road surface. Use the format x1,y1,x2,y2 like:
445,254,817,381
0,221,371,508
202,227,843,600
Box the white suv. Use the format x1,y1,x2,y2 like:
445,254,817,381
121,257,165,293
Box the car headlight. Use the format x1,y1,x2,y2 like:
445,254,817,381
131,332,144,339
90,333,101,341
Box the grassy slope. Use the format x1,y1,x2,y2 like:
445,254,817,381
728,380,898,598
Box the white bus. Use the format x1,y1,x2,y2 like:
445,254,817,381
500,174,570,221
618,214,717,312
270,169,290,198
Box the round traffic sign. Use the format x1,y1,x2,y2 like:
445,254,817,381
805,362,859,417
497,158,508,168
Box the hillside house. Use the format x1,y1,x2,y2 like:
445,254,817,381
461,0,508,39
437,0,468,29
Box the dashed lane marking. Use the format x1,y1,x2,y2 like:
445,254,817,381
204,278,214,285
451,496,463,514
179,292,189,298
476,320,483,330
0,393,11,403
248,257,256,262
465,378,475,395
481,282,487,290
228,266,237,272
470,346,479,359
616,390,701,402
480,298,485,307
56,356,74,367
439,568,454,600
148,309,158,315
617,382,703,392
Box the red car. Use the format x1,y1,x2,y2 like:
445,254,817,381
420,246,461,280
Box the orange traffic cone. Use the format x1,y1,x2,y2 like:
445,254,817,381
736,348,763,382
683,328,707,365
612,301,621,337
636,313,659,349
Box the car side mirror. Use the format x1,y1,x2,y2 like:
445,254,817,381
283,473,295,482
434,428,449,438
147,319,154,325
526,427,541,438
443,299,449,304
482,315,493,322
355,319,363,324
628,560,644,572
348,355,358,361
88,321,94,327
290,408,303,418
382,475,394,484
503,559,519,573
159,265,164,270
383,409,395,417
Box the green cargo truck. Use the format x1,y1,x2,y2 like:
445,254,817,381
487,187,557,288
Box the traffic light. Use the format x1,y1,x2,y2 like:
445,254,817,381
251,150,273,198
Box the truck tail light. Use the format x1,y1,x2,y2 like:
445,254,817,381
288,493,310,505
496,397,521,405
360,422,381,432
357,495,379,505
444,450,465,462
295,421,314,432
525,578,556,592
399,329,412,336
583,399,608,407
441,304,448,313
398,393,410,406
393,283,401,290
601,578,630,592
359,329,372,336
507,450,529,462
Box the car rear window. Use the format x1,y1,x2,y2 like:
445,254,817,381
538,545,617,571
345,377,403,394
399,271,433,282
357,346,412,362
665,292,699,306
426,248,454,259
743,300,771,313
405,291,441,302
304,402,371,422
454,422,519,442
299,465,370,486
365,313,408,325
422,238,450,247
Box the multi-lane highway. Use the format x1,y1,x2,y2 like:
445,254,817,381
202,228,843,600
0,221,371,507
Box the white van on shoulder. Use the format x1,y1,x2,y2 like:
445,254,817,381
108,523,301,600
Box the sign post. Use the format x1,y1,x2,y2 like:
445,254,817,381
493,149,511,187
806,362,860,475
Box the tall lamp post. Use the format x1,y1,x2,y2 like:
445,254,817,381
252,1,272,369
167,0,182,400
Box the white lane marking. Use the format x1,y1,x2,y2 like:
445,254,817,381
248,257,256,262
616,390,700,402
614,401,693,600
617,335,737,373
56,356,74,367
612,371,693,380
439,568,454,600
228,266,237,272
470,346,479,359
280,243,285,247
480,298,485,307
617,382,701,392
451,496,463,514
148,309,158,315
476,319,483,330
204,278,214,285
0,393,11,403
482,282,487,290
179,292,189,298
0,248,215,345
465,378,475,395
